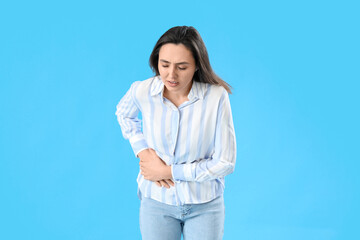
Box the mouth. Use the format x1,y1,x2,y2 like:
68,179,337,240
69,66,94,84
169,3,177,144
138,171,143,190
167,80,179,87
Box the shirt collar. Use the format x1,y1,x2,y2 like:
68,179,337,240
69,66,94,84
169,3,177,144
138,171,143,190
150,76,205,100
150,76,164,96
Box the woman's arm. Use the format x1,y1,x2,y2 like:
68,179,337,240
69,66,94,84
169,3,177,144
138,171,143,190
115,82,148,157
116,83,174,188
171,91,237,182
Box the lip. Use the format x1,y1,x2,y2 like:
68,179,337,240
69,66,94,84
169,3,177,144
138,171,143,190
167,80,179,87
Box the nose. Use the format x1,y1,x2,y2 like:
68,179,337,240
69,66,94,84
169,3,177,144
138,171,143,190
168,66,177,79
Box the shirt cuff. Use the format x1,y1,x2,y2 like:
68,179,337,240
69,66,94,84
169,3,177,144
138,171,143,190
171,166,181,183
129,134,148,157
171,164,195,182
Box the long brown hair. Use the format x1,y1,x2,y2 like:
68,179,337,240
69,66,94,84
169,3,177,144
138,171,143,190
149,26,232,93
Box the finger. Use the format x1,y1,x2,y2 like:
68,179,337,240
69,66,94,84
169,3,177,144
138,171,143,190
155,181,161,187
160,180,170,189
140,162,150,168
166,179,175,187
164,179,174,187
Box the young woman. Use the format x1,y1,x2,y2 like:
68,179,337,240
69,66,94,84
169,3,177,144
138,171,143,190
116,26,236,240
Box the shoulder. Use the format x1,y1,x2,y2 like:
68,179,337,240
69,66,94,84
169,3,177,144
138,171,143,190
128,76,160,96
202,82,229,100
129,76,156,91
127,76,163,106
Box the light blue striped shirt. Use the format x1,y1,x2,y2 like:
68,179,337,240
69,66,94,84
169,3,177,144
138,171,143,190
115,76,236,205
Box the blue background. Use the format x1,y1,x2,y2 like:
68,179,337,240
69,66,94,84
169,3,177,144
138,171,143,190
1,0,359,239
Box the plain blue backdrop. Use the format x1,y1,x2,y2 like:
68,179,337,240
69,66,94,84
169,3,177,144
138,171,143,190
1,0,359,239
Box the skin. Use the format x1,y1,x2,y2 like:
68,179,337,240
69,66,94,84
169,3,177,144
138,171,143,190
158,43,197,107
139,149,173,188
139,43,198,188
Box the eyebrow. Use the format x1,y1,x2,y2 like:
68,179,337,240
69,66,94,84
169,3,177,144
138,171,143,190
159,59,190,65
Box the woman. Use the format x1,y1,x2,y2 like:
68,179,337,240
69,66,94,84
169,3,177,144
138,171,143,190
115,26,236,240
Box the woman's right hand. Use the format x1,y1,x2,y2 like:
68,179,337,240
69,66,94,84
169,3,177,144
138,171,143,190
138,149,175,189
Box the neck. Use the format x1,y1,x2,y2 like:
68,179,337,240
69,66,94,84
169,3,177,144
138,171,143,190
163,89,189,107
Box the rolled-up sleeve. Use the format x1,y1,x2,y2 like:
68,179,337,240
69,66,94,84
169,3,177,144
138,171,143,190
115,82,148,156
171,90,236,182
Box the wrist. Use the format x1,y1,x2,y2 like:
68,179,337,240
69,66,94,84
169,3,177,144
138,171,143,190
163,165,172,179
137,148,149,159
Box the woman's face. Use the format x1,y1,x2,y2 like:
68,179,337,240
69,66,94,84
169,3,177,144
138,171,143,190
158,43,197,97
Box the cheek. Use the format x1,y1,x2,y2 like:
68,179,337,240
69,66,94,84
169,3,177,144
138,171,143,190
183,71,195,81
158,69,165,77
158,66,167,75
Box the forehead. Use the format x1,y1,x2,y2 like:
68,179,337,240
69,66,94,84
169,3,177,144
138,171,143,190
158,43,195,63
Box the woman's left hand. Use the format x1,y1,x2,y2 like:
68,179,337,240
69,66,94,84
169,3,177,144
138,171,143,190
139,149,172,182
155,179,175,189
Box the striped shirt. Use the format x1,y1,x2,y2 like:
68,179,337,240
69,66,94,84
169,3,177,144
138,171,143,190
115,76,236,205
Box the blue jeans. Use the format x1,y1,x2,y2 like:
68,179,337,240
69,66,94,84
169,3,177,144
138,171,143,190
139,195,225,240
